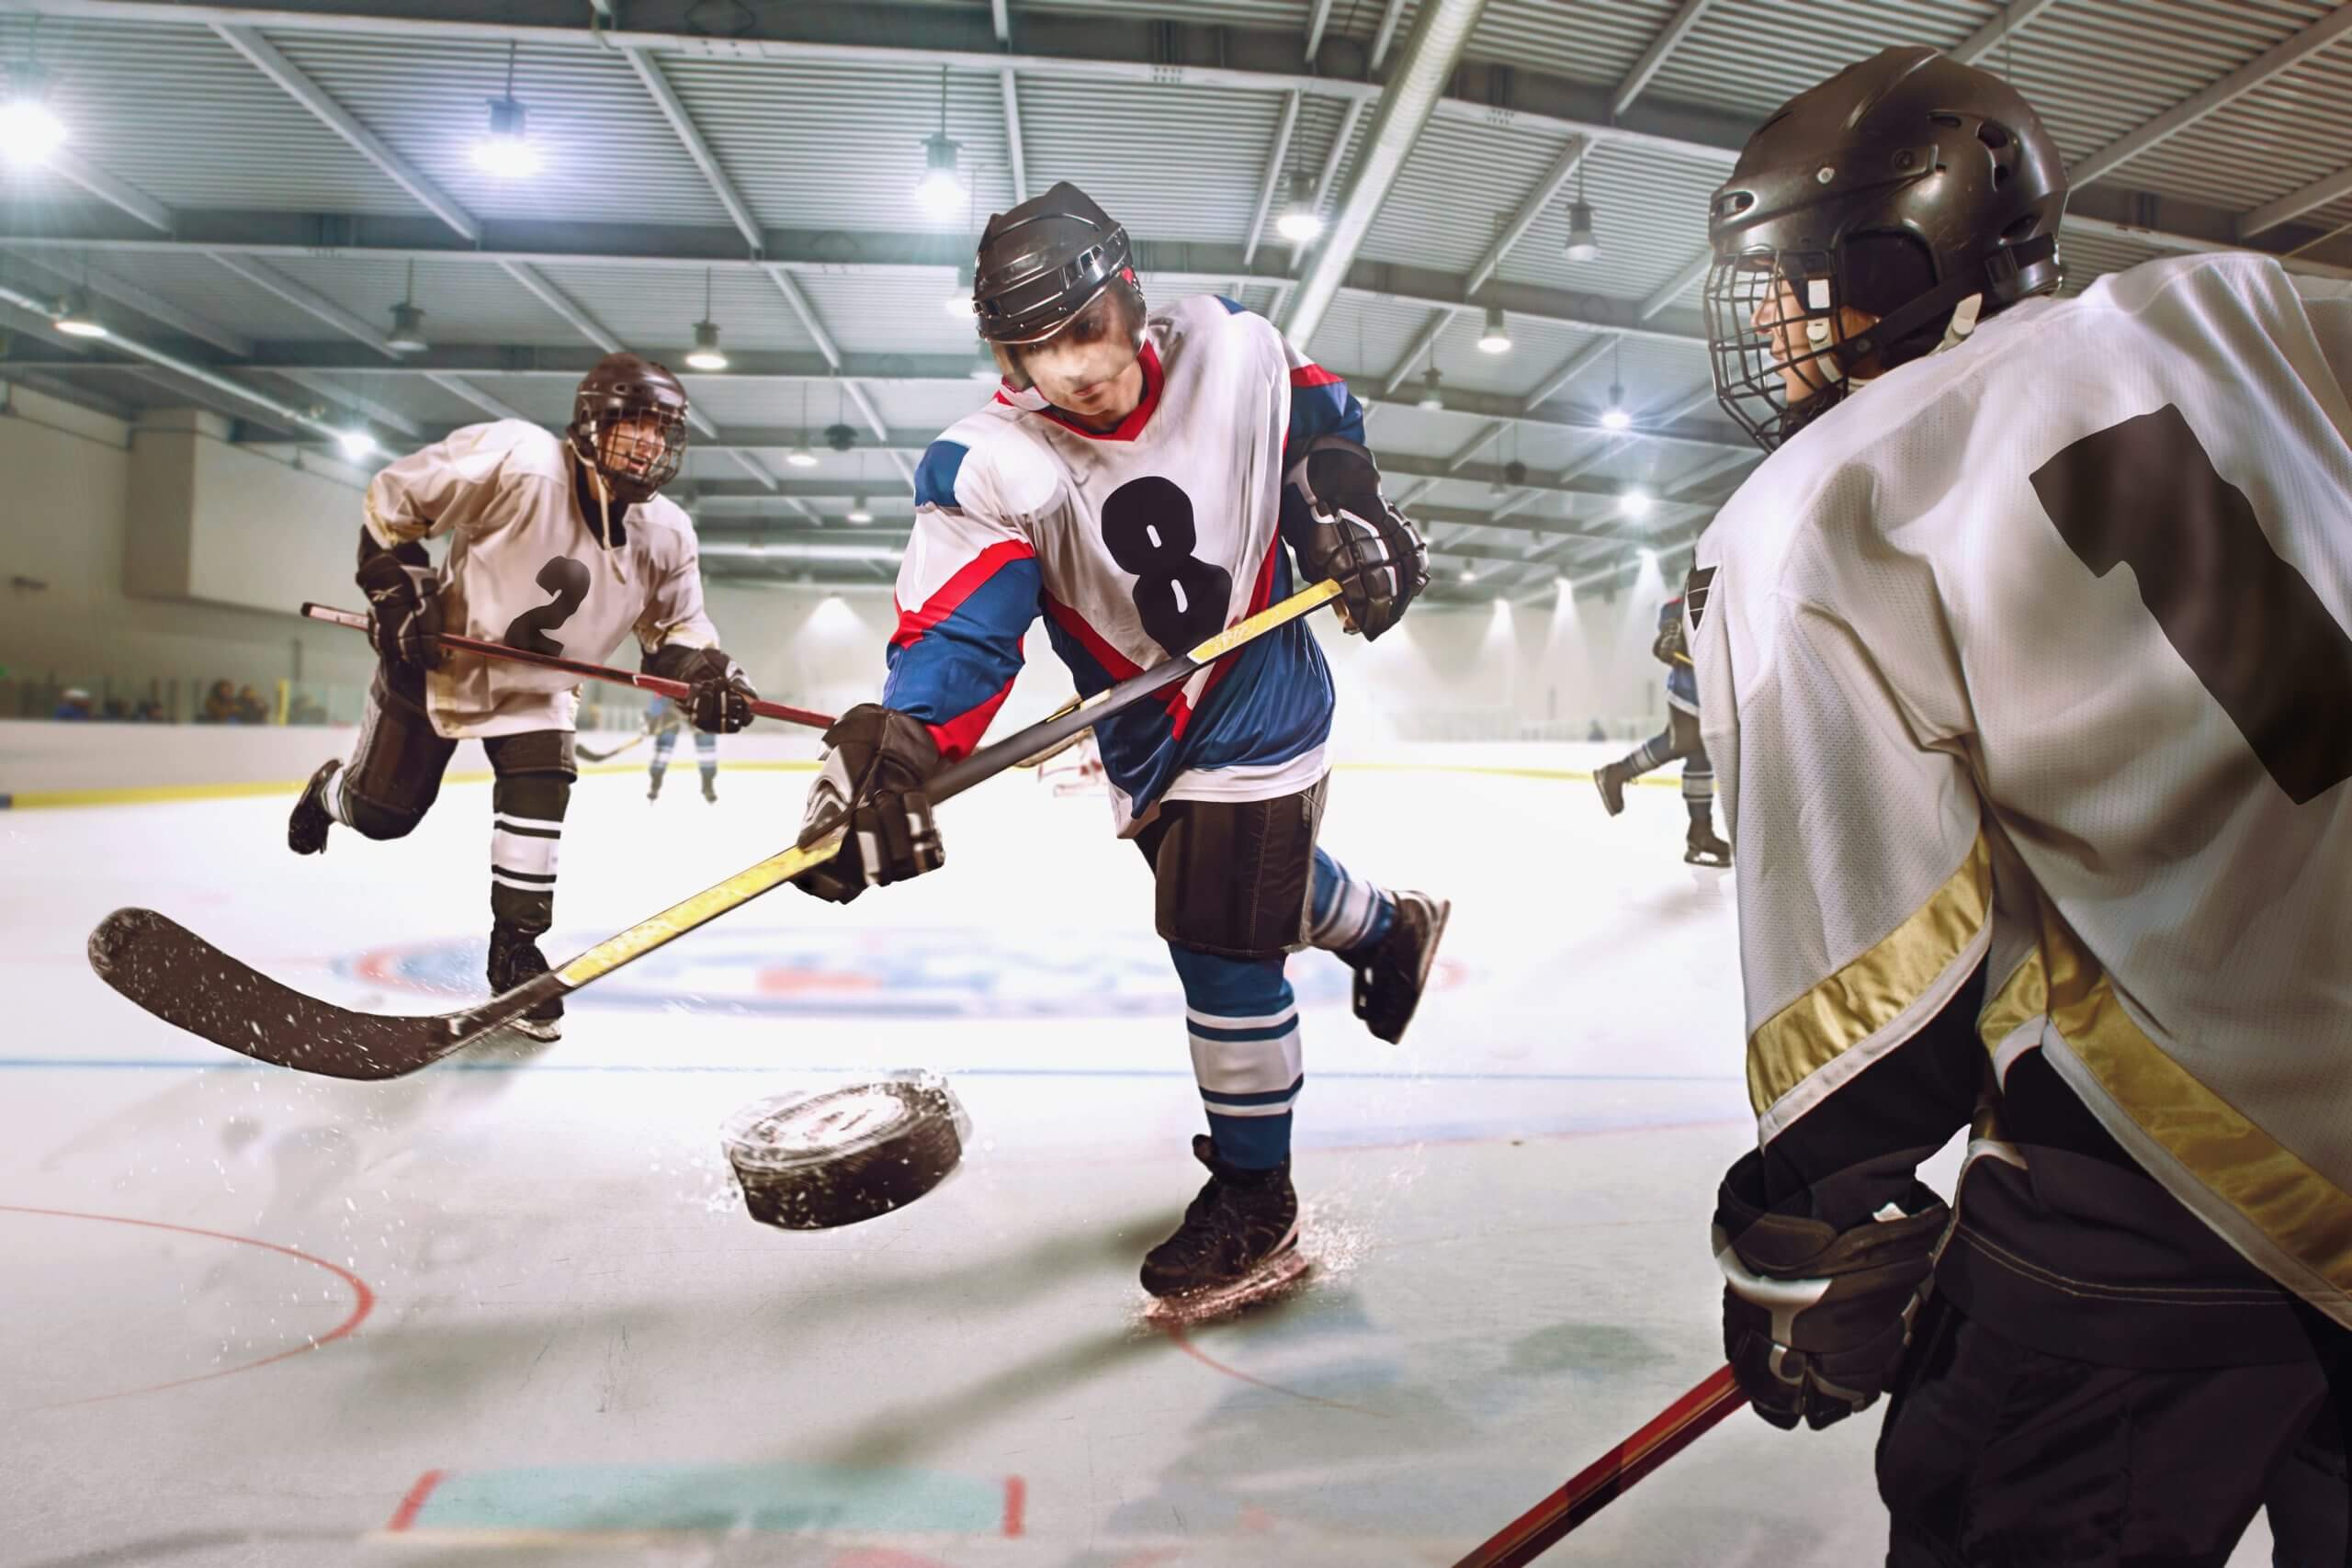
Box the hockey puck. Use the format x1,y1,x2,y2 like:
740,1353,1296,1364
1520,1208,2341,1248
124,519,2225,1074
720,1072,971,1231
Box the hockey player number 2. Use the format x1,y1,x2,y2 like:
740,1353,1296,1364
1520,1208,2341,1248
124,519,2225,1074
1101,477,1234,657
501,556,592,657
2030,404,2352,805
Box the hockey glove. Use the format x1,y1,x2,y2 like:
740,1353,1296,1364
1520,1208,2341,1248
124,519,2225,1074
1283,435,1430,641
355,547,447,671
1713,1148,1950,1432
791,704,946,905
1653,616,1688,668
646,644,756,734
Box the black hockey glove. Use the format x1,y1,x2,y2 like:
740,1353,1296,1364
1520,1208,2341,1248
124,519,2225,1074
1653,616,1688,668
1713,1148,1950,1432
645,644,756,734
792,704,946,905
355,547,447,671
1283,435,1429,641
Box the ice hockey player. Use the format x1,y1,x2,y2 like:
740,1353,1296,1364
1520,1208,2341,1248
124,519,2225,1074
788,182,1448,1305
287,354,757,1042
1590,574,1730,866
643,694,718,803
1693,46,2352,1562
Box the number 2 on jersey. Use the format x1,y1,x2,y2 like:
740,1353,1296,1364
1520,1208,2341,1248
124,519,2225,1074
2031,403,2352,805
501,556,591,656
1100,476,1233,658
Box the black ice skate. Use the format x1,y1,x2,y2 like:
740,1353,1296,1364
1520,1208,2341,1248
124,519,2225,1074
1593,760,1631,817
487,920,563,1042
1140,1135,1303,1311
1685,822,1732,868
288,759,340,855
647,774,662,802
1341,890,1452,1045
702,776,718,804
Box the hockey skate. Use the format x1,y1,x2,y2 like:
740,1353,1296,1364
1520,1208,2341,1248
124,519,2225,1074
1593,760,1631,818
288,759,340,855
1341,890,1452,1045
1685,822,1732,868
1140,1135,1308,1320
702,776,718,804
487,920,563,1042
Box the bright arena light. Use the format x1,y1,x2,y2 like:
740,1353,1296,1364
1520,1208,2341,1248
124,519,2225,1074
917,135,965,219
1621,489,1654,519
0,84,67,168
337,429,378,461
472,100,541,178
1600,406,1632,432
786,446,820,468
1275,209,1325,243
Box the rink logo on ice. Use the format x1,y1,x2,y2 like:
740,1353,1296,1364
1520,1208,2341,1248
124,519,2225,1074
345,928,1460,1018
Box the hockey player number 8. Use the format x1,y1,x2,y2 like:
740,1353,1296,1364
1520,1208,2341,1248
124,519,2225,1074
1100,476,1234,658
501,556,592,657
2031,404,2352,806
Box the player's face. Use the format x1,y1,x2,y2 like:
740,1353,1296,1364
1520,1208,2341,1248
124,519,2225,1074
1019,288,1144,425
1750,273,1879,404
596,412,669,478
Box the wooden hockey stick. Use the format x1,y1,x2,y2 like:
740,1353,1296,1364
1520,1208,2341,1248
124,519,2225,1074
1017,696,1091,769
301,603,838,732
1452,1365,1746,1567
576,732,648,763
89,579,1343,1081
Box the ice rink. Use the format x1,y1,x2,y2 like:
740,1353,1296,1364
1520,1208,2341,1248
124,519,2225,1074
0,746,2278,1566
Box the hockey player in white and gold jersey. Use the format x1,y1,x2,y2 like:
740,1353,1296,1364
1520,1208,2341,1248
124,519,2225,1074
1694,47,2352,1563
286,354,757,1042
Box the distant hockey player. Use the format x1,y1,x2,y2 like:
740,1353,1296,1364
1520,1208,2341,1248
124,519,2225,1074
287,355,757,1041
1693,48,2352,1563
788,183,1449,1304
643,694,718,803
1590,577,1730,866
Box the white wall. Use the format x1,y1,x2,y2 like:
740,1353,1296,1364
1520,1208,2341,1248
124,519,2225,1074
0,383,379,716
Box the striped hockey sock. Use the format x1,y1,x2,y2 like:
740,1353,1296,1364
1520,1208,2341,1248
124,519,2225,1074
1306,847,1396,953
1170,945,1302,1170
489,773,569,933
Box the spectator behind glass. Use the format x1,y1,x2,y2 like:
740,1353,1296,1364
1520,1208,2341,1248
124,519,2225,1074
199,680,237,724
52,687,93,721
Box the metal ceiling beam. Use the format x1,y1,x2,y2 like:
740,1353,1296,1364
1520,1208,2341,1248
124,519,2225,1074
498,260,619,353
1634,248,1714,323
1383,309,1456,396
3,247,251,356
208,251,397,355
1522,333,1618,411
763,263,917,485
1464,136,1589,295
1304,0,1337,62
210,23,481,242
425,371,529,422
1949,0,2069,64
2067,5,2352,190
1281,0,1490,346
1000,69,1029,204
2242,164,2352,241
623,46,763,253
1299,98,1361,261
274,367,422,437
1368,0,1411,70
1243,90,1304,266
42,149,173,233
1612,0,1715,117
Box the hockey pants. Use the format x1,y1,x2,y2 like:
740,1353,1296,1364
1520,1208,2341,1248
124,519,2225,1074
328,662,576,936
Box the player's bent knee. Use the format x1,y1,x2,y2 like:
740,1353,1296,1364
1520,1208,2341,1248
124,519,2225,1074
343,790,425,840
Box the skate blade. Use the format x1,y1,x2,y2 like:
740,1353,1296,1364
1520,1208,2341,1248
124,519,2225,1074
1142,1248,1314,1326
496,1017,563,1044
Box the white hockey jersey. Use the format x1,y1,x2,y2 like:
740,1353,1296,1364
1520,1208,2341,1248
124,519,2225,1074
887,294,1355,831
363,420,719,739
1692,253,2352,1324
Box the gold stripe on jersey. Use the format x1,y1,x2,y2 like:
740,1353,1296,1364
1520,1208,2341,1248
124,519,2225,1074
1747,832,1992,1117
2042,910,2352,1306
1976,947,2049,1055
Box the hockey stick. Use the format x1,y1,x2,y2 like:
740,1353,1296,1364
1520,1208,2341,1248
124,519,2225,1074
89,578,1343,1080
301,603,837,732
576,733,648,763
1452,1365,1746,1567
1017,696,1090,769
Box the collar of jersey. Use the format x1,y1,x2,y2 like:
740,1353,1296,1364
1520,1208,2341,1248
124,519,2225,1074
995,340,1165,442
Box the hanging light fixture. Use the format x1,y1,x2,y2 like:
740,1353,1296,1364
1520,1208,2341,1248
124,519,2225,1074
916,68,965,218
337,428,378,461
1563,157,1600,263
1,59,66,169
1621,489,1654,519
846,496,873,525
786,384,819,467
1600,340,1631,430
684,269,729,371
51,289,106,338
1274,171,1324,243
385,260,428,353
1418,367,1444,411
473,43,541,178
1459,567,1478,583
946,259,975,319
1477,304,1512,355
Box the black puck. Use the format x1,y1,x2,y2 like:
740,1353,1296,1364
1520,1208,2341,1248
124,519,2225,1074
720,1073,971,1230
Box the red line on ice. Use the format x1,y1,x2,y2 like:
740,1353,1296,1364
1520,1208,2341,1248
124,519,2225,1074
0,1204,376,1408
1159,1322,1370,1414
385,1468,447,1532
1001,1474,1026,1538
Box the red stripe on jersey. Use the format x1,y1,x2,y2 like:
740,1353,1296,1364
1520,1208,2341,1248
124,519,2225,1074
924,673,1019,763
1191,536,1283,721
1045,595,1195,734
1289,364,1343,389
890,538,1037,651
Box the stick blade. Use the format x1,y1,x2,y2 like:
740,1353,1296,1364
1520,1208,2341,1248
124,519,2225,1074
87,908,463,1081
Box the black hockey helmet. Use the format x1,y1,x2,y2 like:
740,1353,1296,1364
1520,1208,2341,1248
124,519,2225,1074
1704,46,2067,450
567,352,689,506
972,181,1146,376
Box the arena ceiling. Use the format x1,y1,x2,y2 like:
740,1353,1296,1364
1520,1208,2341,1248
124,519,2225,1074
1,0,2347,601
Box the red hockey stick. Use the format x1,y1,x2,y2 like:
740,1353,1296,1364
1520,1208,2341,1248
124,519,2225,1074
1453,1365,1747,1566
301,602,835,731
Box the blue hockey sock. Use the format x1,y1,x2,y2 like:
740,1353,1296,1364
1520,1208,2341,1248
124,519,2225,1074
1169,944,1300,1169
1306,847,1396,954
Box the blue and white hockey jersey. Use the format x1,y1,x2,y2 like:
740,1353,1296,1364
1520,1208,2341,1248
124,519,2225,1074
884,294,1362,832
